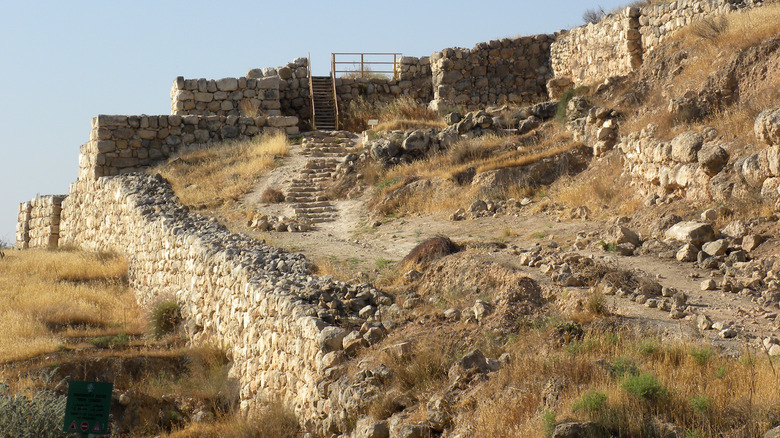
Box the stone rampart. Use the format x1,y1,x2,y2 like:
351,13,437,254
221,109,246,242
551,9,642,86
429,35,554,111
78,114,298,181
15,195,66,249
334,56,433,106
59,173,391,433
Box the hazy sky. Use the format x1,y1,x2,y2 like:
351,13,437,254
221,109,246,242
0,0,631,245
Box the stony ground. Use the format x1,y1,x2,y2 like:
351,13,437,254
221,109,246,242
228,133,780,357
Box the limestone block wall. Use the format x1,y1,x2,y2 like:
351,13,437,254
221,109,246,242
334,56,433,105
551,9,642,86
60,173,390,433
77,114,298,181
619,126,727,203
15,195,66,249
429,35,554,111
170,76,284,117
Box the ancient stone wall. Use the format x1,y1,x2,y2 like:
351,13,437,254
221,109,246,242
246,58,312,129
77,114,298,181
334,56,433,107
15,195,66,249
639,0,749,53
59,174,391,433
429,35,554,111
170,76,284,118
551,9,642,86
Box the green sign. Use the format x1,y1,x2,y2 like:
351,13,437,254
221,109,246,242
62,381,112,435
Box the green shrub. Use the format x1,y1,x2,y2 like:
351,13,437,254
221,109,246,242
573,390,607,413
690,394,712,413
689,346,713,366
150,300,182,338
555,86,589,124
622,373,667,401
610,357,639,379
89,332,129,349
0,380,69,437
543,410,557,437
637,339,659,356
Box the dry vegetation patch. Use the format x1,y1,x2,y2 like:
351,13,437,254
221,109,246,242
152,133,290,210
0,249,141,363
341,95,445,132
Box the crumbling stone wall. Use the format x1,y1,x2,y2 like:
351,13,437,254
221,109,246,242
551,9,642,86
15,195,66,249
78,114,298,181
429,35,554,111
247,57,312,127
59,174,391,433
639,0,752,53
334,56,433,107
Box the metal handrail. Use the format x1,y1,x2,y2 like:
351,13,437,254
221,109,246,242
331,52,402,79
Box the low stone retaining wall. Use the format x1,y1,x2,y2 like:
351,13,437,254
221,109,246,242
78,114,298,181
15,195,66,249
58,173,391,433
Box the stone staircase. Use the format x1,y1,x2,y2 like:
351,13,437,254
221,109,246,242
286,131,359,225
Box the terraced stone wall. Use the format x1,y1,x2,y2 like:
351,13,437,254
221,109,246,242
59,174,390,433
551,9,642,86
429,34,555,111
77,114,298,181
15,195,66,249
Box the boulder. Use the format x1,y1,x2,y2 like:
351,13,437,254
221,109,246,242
697,144,729,175
354,418,389,438
665,221,715,246
721,220,747,239
755,108,780,145
369,139,401,162
552,421,609,438
743,235,764,252
402,130,431,153
459,349,491,373
676,243,699,262
609,225,641,246
702,239,727,257
671,131,703,163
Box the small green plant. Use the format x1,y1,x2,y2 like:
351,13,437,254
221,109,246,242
0,373,69,437
690,346,714,366
690,394,712,413
375,176,401,191
622,373,667,401
573,389,607,414
597,240,617,252
637,339,659,357
587,290,608,315
150,300,182,339
543,410,557,437
375,257,392,270
714,366,727,379
533,231,546,239
610,357,640,379
555,86,589,124
686,430,702,438
89,332,129,349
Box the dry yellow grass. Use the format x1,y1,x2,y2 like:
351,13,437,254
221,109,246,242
460,325,780,437
0,249,141,363
162,402,301,438
153,133,290,208
554,153,642,218
342,95,444,132
371,125,581,216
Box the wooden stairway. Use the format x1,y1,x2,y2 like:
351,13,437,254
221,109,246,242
310,76,338,131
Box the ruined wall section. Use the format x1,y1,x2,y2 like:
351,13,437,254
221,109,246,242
430,35,554,111
15,195,66,249
78,114,298,181
551,9,642,86
59,173,391,432
334,56,433,107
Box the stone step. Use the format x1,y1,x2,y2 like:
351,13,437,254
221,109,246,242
292,201,332,208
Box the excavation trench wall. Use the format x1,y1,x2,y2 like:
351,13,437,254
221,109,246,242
58,174,387,433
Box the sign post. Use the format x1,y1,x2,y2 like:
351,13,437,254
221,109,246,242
62,381,112,437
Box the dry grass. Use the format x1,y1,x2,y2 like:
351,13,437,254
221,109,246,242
459,324,780,437
163,401,301,438
152,133,290,209
342,95,445,132
371,125,582,217
0,249,141,363
554,152,641,218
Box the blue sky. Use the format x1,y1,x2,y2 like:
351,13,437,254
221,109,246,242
0,0,630,245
